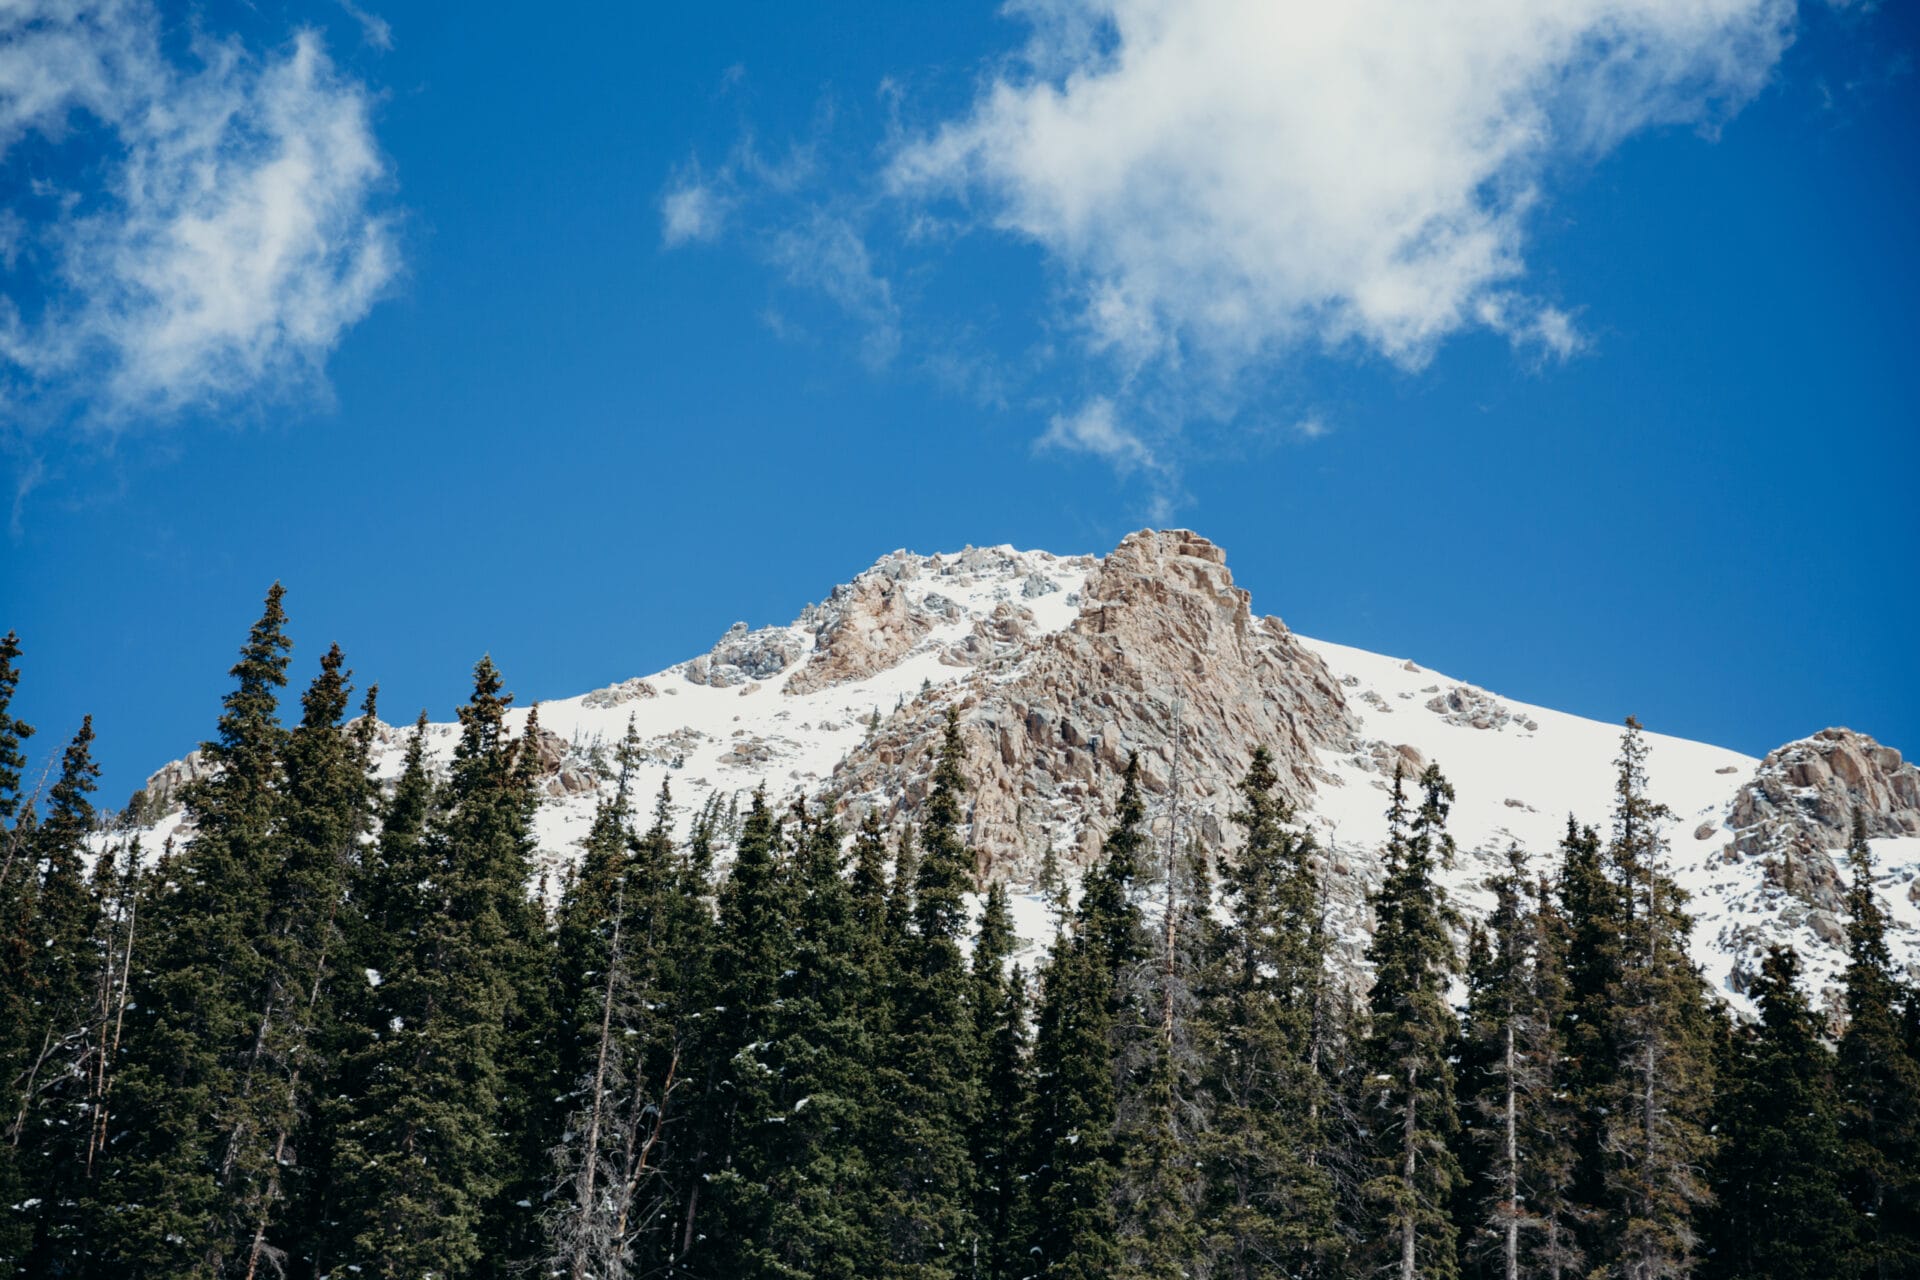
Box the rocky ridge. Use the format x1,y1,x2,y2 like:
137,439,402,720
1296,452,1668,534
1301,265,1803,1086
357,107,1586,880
114,530,1920,1005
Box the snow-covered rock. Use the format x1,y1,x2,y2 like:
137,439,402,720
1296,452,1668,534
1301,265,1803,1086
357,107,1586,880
110,530,1920,1010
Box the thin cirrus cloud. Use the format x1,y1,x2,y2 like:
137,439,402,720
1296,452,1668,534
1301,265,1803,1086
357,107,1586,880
667,0,1800,504
0,0,397,431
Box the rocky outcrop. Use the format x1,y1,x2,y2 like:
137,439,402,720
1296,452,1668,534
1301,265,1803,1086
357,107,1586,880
581,677,658,709
1725,728,1920,916
1424,685,1537,732
680,622,808,688
828,530,1360,879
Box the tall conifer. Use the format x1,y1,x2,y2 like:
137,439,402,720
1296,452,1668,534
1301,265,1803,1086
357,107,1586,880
1363,763,1464,1280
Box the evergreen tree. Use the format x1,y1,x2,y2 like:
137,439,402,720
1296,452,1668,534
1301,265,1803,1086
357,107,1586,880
698,788,796,1277
1702,946,1849,1280
0,627,38,1274
1598,718,1716,1280
759,805,887,1279
9,717,102,1276
1835,812,1920,1279
977,963,1031,1280
330,657,543,1279
1116,822,1212,1280
89,584,294,1277
970,881,1021,1279
225,648,379,1279
1363,763,1464,1280
878,711,981,1277
1197,745,1338,1278
1022,756,1153,1279
1457,845,1581,1280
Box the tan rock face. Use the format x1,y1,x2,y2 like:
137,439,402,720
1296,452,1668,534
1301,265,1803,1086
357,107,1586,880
827,530,1360,879
784,567,938,695
1727,728,1920,912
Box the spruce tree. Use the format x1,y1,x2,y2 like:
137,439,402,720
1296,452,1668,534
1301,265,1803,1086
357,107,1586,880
1835,812,1920,1278
89,584,294,1277
1197,745,1337,1278
1022,755,1152,1279
698,788,796,1277
878,711,981,1277
0,630,34,1275
1457,845,1581,1280
1598,718,1716,1280
10,717,102,1276
760,806,887,1279
225,647,379,1279
1702,946,1849,1280
1363,763,1464,1280
330,657,543,1279
977,963,1031,1280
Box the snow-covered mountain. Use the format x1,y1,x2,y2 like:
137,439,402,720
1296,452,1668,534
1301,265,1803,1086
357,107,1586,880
126,530,1920,1011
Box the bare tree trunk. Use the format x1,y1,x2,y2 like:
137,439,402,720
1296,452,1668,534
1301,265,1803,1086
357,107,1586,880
87,882,137,1175
1401,1065,1418,1280
1504,1021,1519,1280
567,906,626,1280
7,1026,55,1146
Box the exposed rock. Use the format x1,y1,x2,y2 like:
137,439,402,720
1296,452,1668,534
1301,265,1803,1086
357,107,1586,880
1022,572,1060,599
581,678,658,709
681,622,807,688
1726,728,1920,913
1425,685,1524,731
828,530,1360,880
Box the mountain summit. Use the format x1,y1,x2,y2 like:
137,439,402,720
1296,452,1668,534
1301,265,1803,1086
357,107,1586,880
127,529,1920,1006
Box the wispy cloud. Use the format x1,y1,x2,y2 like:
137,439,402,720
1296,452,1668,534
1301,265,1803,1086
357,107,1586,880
661,174,729,246
1037,396,1157,475
0,1,397,430
336,0,394,53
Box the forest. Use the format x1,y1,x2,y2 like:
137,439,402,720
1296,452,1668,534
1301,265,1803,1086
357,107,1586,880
2,587,1917,1280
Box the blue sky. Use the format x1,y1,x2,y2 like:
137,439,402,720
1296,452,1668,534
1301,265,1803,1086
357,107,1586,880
3,0,1915,806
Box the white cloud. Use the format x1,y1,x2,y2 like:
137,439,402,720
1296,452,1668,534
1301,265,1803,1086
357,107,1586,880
661,178,728,246
1037,396,1157,473
1291,415,1330,442
758,210,900,369
890,0,1793,377
0,1,396,425
336,0,394,53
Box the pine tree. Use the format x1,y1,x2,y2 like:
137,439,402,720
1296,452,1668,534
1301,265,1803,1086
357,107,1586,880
330,657,543,1279
89,583,294,1277
698,788,796,1277
760,805,888,1279
1363,763,1464,1280
8,717,102,1276
878,711,981,1277
1835,811,1920,1278
1598,718,1716,1280
1702,946,1849,1280
1520,873,1582,1280
977,962,1031,1280
1021,757,1153,1279
1197,745,1338,1278
223,647,379,1280
0,629,36,1275
1457,845,1581,1280
1116,824,1211,1280
545,729,682,1280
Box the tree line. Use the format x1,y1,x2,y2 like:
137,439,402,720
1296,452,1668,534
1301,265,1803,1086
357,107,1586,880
2,591,1918,1279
